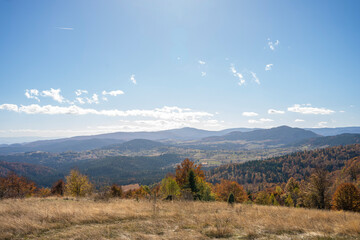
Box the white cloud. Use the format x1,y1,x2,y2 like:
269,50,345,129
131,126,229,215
198,60,206,65
201,72,206,77
86,94,99,104
57,27,74,30
268,39,280,51
248,118,274,124
288,104,335,115
41,88,65,103
339,110,345,113
102,90,124,96
318,121,328,127
242,112,258,117
25,89,40,102
230,64,246,86
130,74,137,84
250,72,260,84
294,119,305,122
76,98,85,105
75,90,88,96
0,104,19,112
0,104,213,122
265,64,273,71
268,109,285,114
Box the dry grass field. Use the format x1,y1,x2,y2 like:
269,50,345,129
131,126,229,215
0,197,359,240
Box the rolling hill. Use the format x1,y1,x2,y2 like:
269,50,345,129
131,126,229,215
206,144,360,187
294,133,360,147
203,126,320,146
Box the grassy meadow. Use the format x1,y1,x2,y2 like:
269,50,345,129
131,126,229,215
0,197,359,240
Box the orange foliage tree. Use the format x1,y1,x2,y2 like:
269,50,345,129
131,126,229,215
0,172,36,199
332,183,360,212
214,179,248,203
175,158,204,187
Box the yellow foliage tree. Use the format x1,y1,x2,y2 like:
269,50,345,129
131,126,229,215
65,170,92,197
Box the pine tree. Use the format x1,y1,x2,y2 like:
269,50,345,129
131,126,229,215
228,192,235,205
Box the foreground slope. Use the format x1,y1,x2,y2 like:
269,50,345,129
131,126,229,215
0,198,359,240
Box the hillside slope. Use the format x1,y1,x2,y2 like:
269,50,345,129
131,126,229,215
203,126,320,145
207,144,360,186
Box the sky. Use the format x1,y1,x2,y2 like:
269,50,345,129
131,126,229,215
0,0,359,140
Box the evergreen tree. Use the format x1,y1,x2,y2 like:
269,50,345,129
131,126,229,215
228,192,235,205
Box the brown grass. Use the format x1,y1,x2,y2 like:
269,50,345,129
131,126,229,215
0,197,359,239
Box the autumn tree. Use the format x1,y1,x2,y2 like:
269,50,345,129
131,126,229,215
254,191,270,205
65,170,92,197
306,169,331,209
0,172,36,199
51,179,65,196
196,177,215,201
214,179,247,203
161,177,181,200
285,177,300,207
332,183,360,212
175,158,204,187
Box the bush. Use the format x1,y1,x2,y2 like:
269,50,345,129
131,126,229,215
110,184,123,198
51,179,65,196
0,172,36,199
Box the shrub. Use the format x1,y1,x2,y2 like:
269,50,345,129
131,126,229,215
110,184,123,198
51,179,65,196
0,172,36,199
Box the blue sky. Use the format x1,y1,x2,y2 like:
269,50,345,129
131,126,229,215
0,0,359,138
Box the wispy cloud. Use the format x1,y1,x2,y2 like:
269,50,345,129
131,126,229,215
248,118,274,124
0,104,213,122
250,72,260,84
57,27,74,30
294,119,305,122
102,90,124,96
201,72,206,77
41,88,65,103
268,109,285,114
267,38,280,51
75,90,88,96
198,60,206,65
76,98,85,105
86,94,99,104
25,89,40,102
317,121,328,127
288,104,335,115
130,74,137,84
230,64,245,86
242,112,258,117
265,64,273,71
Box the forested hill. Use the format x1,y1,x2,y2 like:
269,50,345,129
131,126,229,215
206,144,360,186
